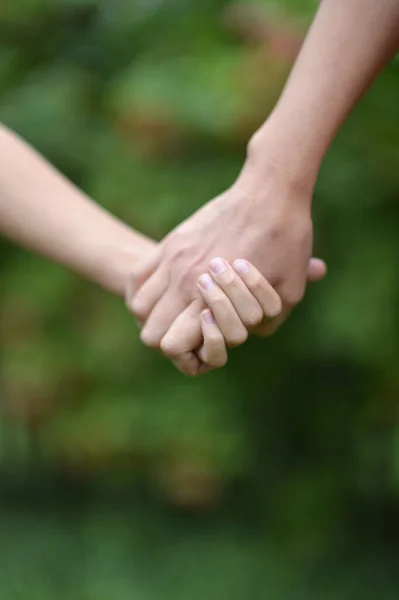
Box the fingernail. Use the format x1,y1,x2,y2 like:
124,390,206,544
202,309,215,325
209,257,227,275
233,259,250,274
198,274,214,290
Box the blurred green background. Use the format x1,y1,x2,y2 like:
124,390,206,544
1,0,399,598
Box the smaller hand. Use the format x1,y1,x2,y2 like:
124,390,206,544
153,256,326,376
194,257,283,373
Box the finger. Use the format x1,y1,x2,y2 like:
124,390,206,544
196,309,228,368
160,300,204,377
171,353,203,377
125,249,161,305
141,291,192,349
128,267,169,323
160,299,203,356
254,311,287,337
208,257,266,327
232,260,282,318
197,274,247,348
254,259,326,337
307,258,327,283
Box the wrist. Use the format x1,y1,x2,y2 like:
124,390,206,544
235,126,317,211
93,236,156,298
245,109,323,195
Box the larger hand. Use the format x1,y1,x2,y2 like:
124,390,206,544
128,158,316,374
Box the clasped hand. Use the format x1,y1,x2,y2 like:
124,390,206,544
126,163,325,375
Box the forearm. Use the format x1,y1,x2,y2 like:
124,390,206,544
249,0,399,183
0,124,155,297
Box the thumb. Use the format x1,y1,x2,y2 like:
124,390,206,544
306,258,327,283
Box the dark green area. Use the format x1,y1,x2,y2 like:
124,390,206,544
1,1,399,597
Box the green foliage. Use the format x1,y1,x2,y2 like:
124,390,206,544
0,0,399,597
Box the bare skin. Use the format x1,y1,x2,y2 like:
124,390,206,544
128,0,399,375
0,123,325,371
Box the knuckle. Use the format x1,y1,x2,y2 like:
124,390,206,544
209,294,226,310
208,354,227,369
245,307,264,327
140,328,161,349
228,327,248,347
129,290,151,319
249,272,264,293
220,272,237,288
130,300,148,320
160,335,180,357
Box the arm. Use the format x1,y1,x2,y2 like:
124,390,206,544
247,0,399,184
0,123,307,375
128,0,399,374
0,124,154,297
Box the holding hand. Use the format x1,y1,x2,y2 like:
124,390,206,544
127,153,324,375
191,257,282,374
128,254,326,376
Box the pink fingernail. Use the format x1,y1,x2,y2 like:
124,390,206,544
202,309,215,325
233,259,250,274
209,257,227,275
198,274,214,290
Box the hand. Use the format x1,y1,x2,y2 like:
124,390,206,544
126,253,325,376
127,159,317,375
157,255,324,375
181,257,284,374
